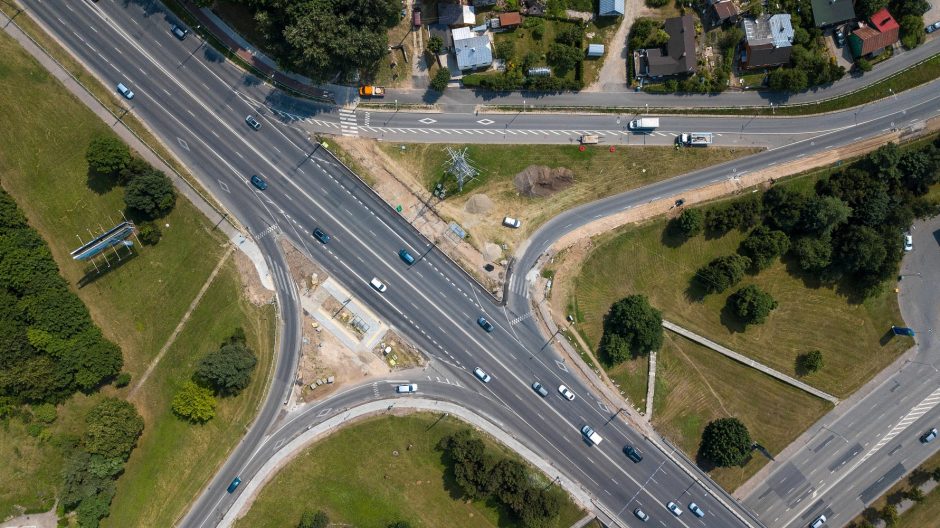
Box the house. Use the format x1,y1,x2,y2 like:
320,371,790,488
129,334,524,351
637,15,697,78
599,0,625,17
440,3,476,26
848,8,898,58
810,0,856,28
712,1,740,25
498,12,522,28
452,28,493,70
740,14,794,68
587,43,605,57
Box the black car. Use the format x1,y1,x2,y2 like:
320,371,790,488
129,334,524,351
170,24,188,40
921,427,938,443
312,228,330,244
477,316,494,333
623,445,643,463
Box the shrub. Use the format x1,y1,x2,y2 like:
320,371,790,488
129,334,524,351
427,35,443,54
674,208,704,238
32,403,58,424
430,68,451,92
739,226,790,271
797,350,824,375
137,221,162,245
114,373,132,388
729,285,778,325
172,381,216,423
695,254,751,294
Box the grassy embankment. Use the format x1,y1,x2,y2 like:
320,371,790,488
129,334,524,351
0,28,274,525
236,414,585,528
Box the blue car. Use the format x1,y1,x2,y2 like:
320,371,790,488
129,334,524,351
249,174,267,190
477,316,494,333
312,227,330,244
399,249,415,265
226,477,241,493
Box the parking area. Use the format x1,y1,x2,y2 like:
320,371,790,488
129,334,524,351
924,1,940,35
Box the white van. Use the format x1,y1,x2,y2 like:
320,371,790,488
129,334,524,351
581,425,602,445
370,277,387,292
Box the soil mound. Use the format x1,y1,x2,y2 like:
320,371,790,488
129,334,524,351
465,193,494,214
513,166,575,197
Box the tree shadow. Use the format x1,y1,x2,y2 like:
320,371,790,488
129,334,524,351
684,277,708,304
77,250,139,289
719,298,748,334
661,220,688,248
86,168,118,195
436,444,465,502
908,467,931,487
203,46,225,64
886,489,906,505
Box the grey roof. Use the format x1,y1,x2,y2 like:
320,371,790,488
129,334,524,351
587,44,605,56
599,0,625,16
743,14,794,48
643,15,697,77
811,0,856,27
454,35,493,70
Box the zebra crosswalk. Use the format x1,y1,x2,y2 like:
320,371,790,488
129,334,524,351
338,108,359,137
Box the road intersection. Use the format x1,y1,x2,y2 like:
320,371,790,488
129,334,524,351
10,1,940,527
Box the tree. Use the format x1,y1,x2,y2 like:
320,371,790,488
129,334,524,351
695,254,751,294
83,398,144,461
299,510,329,528
427,35,443,54
85,135,130,176
739,226,790,271
430,68,451,92
488,459,529,510
518,487,561,528
729,285,778,325
76,492,113,528
172,381,216,423
881,503,898,527
137,222,162,245
699,417,751,467
124,170,176,219
555,25,584,46
195,342,258,396
858,0,889,17
905,486,925,503
705,197,762,234
899,15,925,49
598,295,663,365
442,429,491,499
675,208,704,238
495,40,514,61
798,196,851,235
118,156,154,185
835,225,887,273
763,186,807,232
857,57,873,72
890,0,930,17
767,67,808,92
796,350,823,375
546,43,581,74
792,235,833,272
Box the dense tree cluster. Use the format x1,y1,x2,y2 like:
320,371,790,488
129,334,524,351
705,196,763,234
61,398,144,528
739,226,790,271
699,417,751,467
221,0,398,82
173,329,256,423
695,254,751,294
85,135,177,221
440,430,563,528
598,295,664,366
0,190,123,405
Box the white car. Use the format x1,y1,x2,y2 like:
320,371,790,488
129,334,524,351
502,216,521,228
558,385,575,401
904,233,913,251
689,502,704,517
666,501,682,517
396,383,417,393
370,277,388,292
810,514,827,528
116,82,134,99
473,367,491,383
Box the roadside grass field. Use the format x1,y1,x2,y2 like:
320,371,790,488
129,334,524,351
571,213,910,400
0,29,273,523
652,334,832,490
846,449,940,527
235,413,586,528
379,143,758,248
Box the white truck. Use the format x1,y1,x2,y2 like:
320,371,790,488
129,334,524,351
579,134,600,144
581,425,603,445
677,132,714,146
628,117,660,130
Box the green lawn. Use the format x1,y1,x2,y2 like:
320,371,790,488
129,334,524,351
493,20,581,83
0,27,273,523
847,450,940,527
652,334,832,490
236,414,585,528
379,143,757,249
571,211,911,400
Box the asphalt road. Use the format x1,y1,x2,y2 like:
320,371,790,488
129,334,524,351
15,2,940,528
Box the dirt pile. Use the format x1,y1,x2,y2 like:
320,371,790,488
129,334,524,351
465,193,494,214
513,165,575,197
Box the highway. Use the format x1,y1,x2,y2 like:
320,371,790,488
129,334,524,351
12,1,940,528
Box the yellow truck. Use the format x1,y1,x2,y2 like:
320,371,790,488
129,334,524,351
358,85,385,97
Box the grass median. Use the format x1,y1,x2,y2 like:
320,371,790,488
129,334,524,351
236,413,586,528
0,27,274,524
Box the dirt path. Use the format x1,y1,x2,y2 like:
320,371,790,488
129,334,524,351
129,245,234,399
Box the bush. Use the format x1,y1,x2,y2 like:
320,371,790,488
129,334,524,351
495,40,515,60
427,35,443,54
114,372,132,388
695,254,751,294
298,510,329,528
555,25,584,47
699,417,751,467
137,221,162,245
124,170,176,219
705,196,762,234
674,208,704,238
739,226,790,270
796,350,823,375
32,403,58,424
899,15,925,49
646,0,669,6
729,285,778,325
532,25,545,40
172,381,217,423
83,398,145,461
546,43,581,74
857,57,873,72
430,68,451,92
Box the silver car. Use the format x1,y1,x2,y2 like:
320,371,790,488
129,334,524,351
116,82,134,99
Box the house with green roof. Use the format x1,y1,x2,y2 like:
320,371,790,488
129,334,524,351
811,0,856,28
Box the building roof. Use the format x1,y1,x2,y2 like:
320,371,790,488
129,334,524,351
713,0,740,21
743,14,794,48
643,15,697,77
870,7,899,33
439,3,476,26
810,0,856,27
454,34,492,70
451,26,472,41
498,12,522,26
599,0,625,16
587,43,605,56
741,41,793,67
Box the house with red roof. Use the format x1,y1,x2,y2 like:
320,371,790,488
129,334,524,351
848,8,899,58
